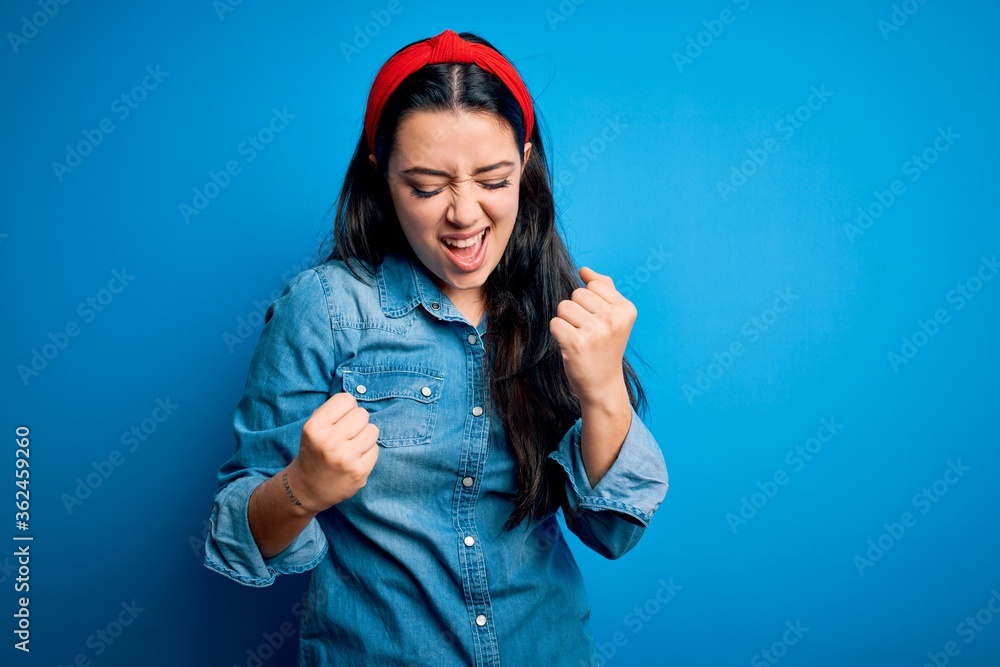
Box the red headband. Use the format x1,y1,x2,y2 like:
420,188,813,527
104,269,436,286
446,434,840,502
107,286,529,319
363,29,534,155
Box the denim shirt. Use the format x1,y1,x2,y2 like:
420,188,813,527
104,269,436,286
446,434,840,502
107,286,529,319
203,248,669,667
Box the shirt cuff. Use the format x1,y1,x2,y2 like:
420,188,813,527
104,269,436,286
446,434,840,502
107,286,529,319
547,404,669,528
203,475,328,587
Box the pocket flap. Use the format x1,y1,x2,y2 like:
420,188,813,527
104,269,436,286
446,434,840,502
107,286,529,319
342,367,444,403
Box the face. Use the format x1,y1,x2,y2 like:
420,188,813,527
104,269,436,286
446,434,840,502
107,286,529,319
371,109,532,311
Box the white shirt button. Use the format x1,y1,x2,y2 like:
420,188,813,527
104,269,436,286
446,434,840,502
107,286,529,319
462,476,474,487
464,535,475,547
472,406,483,417
356,384,367,395
420,386,431,397
476,614,487,626
467,334,477,345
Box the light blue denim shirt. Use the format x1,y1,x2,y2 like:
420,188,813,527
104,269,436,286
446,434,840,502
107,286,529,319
204,248,669,666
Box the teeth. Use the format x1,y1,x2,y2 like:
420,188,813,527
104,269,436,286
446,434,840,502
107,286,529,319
443,230,485,248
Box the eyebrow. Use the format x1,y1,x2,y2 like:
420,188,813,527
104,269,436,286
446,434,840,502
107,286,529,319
400,160,515,177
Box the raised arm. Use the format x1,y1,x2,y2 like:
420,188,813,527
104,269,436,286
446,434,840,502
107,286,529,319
249,392,379,559
547,265,669,558
203,267,374,586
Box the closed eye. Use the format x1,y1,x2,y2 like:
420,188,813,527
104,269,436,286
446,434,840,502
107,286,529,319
410,178,512,199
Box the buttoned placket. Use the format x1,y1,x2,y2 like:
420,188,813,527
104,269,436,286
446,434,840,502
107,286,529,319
425,303,500,667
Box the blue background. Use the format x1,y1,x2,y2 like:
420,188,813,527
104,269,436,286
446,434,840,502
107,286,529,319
2,0,998,665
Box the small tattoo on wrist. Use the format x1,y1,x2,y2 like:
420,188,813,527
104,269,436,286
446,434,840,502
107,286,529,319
282,470,302,507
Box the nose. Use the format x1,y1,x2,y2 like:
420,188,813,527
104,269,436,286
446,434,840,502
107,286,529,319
445,181,484,228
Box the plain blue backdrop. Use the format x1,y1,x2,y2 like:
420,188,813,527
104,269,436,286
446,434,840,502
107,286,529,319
2,0,998,665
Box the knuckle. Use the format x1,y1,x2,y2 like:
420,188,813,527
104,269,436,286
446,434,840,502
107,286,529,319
329,452,351,472
316,451,337,471
564,333,583,353
319,440,346,463
301,420,319,442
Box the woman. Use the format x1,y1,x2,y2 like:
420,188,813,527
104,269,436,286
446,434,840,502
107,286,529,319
204,28,669,666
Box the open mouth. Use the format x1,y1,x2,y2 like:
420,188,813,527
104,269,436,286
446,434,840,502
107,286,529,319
441,227,488,271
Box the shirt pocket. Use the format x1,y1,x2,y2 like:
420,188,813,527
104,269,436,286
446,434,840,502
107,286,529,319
340,366,445,447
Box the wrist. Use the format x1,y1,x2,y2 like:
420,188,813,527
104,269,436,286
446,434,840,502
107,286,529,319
281,462,323,517
579,377,631,418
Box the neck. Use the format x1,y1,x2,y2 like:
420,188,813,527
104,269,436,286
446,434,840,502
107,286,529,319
449,291,484,327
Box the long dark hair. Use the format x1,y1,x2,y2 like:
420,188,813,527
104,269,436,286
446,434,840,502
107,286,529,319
317,31,648,531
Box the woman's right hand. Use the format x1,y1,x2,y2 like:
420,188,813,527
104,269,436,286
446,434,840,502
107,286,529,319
284,392,380,513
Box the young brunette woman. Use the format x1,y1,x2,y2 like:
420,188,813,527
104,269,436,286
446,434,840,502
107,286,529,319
205,28,669,667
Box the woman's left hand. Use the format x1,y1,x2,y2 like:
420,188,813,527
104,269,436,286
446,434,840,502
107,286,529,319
549,266,637,407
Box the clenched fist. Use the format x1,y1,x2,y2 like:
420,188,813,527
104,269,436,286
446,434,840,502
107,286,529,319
548,266,637,407
284,392,380,513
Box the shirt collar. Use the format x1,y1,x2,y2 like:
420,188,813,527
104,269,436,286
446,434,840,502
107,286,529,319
375,248,487,334
375,248,424,318
375,251,454,317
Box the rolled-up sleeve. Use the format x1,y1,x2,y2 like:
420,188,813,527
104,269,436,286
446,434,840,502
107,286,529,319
203,267,334,587
547,405,668,560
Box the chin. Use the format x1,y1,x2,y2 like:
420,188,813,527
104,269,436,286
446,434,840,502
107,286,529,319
441,271,487,290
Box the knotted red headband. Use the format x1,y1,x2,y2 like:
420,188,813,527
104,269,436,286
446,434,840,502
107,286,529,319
363,29,534,156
